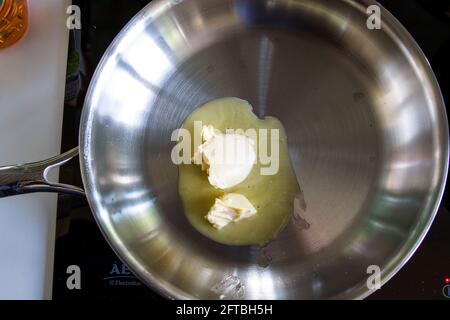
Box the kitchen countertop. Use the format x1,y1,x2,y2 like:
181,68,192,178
0,0,71,299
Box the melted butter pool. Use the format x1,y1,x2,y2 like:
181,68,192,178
178,97,299,245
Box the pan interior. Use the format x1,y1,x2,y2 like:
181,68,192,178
80,0,447,299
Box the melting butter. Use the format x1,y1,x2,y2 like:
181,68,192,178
178,97,300,246
206,193,257,229
193,125,256,189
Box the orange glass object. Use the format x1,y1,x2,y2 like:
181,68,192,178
0,0,28,49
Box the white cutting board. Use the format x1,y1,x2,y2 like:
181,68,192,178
0,0,71,299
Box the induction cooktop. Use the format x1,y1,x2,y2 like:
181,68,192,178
52,0,450,300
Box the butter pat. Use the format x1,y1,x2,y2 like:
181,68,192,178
193,125,256,189
206,193,257,229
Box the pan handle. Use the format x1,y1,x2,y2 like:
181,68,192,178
0,147,85,198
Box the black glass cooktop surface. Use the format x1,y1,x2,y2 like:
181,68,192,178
52,0,450,300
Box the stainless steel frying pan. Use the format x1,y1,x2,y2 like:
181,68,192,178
0,0,448,299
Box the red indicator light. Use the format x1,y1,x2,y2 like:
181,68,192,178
445,278,450,284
